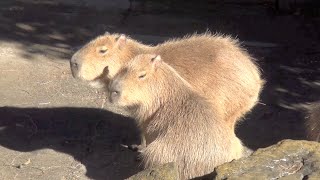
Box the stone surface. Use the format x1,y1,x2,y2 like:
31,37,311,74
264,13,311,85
214,139,320,180
127,163,179,180
123,140,320,180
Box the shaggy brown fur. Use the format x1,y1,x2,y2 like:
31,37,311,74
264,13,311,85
70,32,264,129
305,101,320,142
108,54,244,180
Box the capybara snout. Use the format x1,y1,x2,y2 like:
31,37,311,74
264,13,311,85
108,80,122,103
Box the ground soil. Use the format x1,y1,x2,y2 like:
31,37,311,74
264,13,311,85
0,0,319,179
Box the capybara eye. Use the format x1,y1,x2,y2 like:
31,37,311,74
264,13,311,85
138,73,146,79
99,46,108,54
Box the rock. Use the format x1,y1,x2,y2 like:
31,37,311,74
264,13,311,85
124,140,320,180
214,139,320,180
126,162,179,180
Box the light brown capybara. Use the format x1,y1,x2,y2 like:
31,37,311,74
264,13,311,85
305,101,320,142
70,32,264,136
107,54,244,180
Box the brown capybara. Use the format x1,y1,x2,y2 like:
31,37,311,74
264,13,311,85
107,54,244,180
305,101,320,142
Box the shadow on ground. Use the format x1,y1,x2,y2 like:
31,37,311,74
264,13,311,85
0,0,117,61
236,46,320,149
2,0,319,61
0,106,142,180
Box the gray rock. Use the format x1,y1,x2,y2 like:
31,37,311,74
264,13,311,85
214,139,320,180
126,162,179,180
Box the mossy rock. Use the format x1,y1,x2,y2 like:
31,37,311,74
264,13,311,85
214,139,320,180
127,162,179,180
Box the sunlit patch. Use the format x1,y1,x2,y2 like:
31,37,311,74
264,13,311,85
48,32,66,41
0,126,7,132
278,101,315,111
280,66,307,74
275,87,288,93
276,87,300,97
15,23,36,32
298,78,320,88
278,103,298,110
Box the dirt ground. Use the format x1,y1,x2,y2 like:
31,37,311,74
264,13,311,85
0,0,319,179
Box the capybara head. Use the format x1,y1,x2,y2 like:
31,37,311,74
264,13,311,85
108,54,164,110
70,33,132,88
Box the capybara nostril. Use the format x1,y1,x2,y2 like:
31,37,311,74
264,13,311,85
110,91,120,103
70,53,82,78
111,91,119,96
70,60,80,78
70,51,82,68
109,80,121,102
71,61,79,69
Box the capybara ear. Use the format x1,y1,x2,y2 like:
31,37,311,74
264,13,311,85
102,66,109,76
151,55,162,70
116,34,127,49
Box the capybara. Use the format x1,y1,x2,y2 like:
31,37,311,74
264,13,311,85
70,32,264,129
305,101,320,142
107,54,244,179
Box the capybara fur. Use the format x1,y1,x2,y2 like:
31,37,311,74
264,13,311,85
305,101,320,142
108,54,244,180
70,32,264,129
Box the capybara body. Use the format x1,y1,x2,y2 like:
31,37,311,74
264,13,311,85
306,101,320,142
108,54,244,180
70,32,264,128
